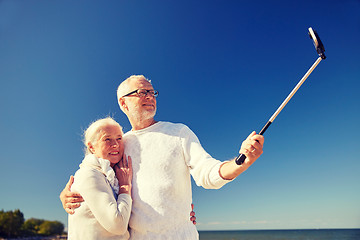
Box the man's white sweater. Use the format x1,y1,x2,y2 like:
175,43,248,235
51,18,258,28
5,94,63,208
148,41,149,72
123,121,232,240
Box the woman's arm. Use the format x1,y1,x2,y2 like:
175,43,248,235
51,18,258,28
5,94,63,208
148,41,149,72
74,168,132,235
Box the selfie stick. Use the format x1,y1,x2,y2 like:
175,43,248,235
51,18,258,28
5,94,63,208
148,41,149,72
235,27,326,165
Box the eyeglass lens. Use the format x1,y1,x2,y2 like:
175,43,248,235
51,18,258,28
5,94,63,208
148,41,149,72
138,89,158,97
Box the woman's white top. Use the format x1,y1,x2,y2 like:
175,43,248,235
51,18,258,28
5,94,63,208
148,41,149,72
68,154,132,240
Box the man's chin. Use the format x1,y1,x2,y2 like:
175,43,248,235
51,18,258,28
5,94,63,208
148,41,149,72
143,109,156,120
129,109,156,122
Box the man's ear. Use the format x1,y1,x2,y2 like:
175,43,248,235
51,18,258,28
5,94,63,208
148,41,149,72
119,97,128,111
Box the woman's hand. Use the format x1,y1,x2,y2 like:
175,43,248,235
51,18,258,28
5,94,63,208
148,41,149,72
114,155,133,195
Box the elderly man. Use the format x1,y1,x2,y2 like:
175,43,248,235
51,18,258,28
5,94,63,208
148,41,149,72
61,75,264,239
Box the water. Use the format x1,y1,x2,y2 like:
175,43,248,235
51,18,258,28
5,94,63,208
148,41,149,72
199,229,360,240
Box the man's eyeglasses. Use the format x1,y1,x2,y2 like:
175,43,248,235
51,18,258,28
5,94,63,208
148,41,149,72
122,89,159,98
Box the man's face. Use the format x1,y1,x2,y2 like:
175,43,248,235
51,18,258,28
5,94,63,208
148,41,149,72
123,78,157,121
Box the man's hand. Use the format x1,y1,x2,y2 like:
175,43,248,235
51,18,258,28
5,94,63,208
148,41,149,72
59,175,84,214
219,131,264,180
239,131,264,166
190,203,196,225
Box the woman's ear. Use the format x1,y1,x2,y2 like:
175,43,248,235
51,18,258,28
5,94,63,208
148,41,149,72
88,142,95,154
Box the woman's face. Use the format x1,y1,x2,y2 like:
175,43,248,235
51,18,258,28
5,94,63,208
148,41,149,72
90,124,124,167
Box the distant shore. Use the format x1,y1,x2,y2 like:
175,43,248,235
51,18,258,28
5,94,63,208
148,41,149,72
198,229,360,240
0,235,67,240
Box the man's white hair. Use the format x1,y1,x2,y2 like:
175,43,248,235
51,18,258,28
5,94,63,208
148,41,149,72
116,75,151,108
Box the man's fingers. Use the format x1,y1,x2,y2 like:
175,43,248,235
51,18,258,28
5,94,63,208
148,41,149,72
251,134,265,145
66,175,74,190
190,203,196,224
243,133,264,151
65,208,75,215
253,140,263,151
65,202,81,213
65,192,83,198
65,195,84,204
246,131,256,140
67,202,81,208
245,131,264,145
65,203,80,215
242,142,255,153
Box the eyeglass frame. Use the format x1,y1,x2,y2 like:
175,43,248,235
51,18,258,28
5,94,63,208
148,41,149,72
121,88,159,98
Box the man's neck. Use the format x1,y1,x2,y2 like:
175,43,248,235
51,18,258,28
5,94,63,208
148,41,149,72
130,118,157,131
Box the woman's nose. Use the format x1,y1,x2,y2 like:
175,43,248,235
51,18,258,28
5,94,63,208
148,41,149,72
110,140,118,147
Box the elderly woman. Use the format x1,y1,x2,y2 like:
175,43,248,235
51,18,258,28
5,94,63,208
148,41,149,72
67,117,132,240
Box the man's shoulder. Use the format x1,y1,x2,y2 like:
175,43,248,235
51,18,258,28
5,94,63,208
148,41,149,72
122,121,193,139
157,121,192,132
157,121,198,139
160,121,187,128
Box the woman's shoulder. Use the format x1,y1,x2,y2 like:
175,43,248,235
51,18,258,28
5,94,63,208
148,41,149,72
72,166,108,195
73,165,105,186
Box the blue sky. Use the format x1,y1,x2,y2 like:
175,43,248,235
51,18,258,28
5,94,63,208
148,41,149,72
0,0,359,231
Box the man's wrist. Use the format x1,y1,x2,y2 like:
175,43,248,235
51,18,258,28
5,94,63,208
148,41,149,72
219,160,247,180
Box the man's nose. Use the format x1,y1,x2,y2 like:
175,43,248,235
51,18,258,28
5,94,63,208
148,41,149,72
144,92,155,98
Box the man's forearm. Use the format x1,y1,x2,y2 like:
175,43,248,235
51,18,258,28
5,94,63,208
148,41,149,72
219,132,264,180
219,159,249,180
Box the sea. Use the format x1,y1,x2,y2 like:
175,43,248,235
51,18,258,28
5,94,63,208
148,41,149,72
198,229,360,240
